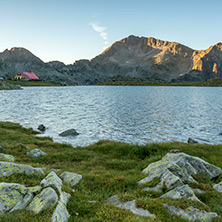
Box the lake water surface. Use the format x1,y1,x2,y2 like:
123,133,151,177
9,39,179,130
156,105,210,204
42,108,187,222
1,86,222,147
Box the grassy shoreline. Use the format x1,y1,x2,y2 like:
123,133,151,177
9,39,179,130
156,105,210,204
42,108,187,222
97,77,222,87
5,80,62,87
0,121,222,221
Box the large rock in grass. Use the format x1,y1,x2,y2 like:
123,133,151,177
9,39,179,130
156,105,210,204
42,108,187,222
0,162,45,177
59,129,79,137
52,192,71,222
0,153,15,162
60,171,82,187
138,152,222,191
163,204,218,222
107,195,156,218
27,187,58,214
0,183,33,214
26,148,47,158
161,185,201,202
41,171,62,196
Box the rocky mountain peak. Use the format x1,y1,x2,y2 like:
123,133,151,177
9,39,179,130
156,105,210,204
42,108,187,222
0,47,43,65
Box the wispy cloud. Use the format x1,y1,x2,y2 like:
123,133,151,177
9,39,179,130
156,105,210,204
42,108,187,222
89,22,109,49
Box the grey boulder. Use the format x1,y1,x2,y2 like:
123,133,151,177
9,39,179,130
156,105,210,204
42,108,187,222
163,204,218,222
107,195,156,218
0,161,45,177
41,171,63,196
213,181,222,193
52,192,71,222
0,153,15,162
138,152,222,191
60,171,82,187
161,185,201,202
27,187,58,214
0,183,33,214
26,148,47,158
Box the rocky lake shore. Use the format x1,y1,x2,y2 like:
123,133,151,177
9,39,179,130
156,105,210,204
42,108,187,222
1,121,222,221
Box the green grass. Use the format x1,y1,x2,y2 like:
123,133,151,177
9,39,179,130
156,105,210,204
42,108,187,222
97,76,222,87
5,80,62,87
0,121,222,221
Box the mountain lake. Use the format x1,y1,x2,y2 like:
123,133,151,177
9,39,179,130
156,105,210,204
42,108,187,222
0,85,222,147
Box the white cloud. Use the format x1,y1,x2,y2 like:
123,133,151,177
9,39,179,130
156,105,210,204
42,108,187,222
89,22,109,47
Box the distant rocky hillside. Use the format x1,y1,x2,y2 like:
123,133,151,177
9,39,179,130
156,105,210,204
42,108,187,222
0,36,222,85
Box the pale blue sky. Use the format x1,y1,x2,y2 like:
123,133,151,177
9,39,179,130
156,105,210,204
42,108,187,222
0,0,221,64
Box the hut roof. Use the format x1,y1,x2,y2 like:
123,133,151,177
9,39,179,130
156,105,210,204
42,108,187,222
19,72,39,80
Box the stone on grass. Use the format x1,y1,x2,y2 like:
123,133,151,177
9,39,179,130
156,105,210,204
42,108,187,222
138,152,222,191
0,161,45,177
26,148,47,158
60,171,82,187
40,171,62,196
59,129,79,137
60,191,71,205
52,192,71,222
107,195,156,219
0,183,33,214
213,181,222,193
161,185,201,202
52,200,70,222
163,204,218,222
27,187,58,214
0,153,15,162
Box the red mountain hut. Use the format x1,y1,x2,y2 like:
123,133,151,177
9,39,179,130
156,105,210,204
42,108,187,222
12,72,39,80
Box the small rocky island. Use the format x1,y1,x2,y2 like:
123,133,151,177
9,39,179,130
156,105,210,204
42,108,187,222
0,121,222,221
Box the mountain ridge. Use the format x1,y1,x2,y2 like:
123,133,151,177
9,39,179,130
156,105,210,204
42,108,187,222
0,35,222,85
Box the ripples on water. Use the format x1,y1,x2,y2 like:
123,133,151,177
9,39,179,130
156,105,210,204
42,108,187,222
0,86,222,146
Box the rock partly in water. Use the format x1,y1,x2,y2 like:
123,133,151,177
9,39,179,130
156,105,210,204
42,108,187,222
41,171,63,196
27,187,58,214
138,152,222,191
59,129,79,137
38,124,46,132
0,153,15,162
188,138,198,144
52,192,71,222
26,148,47,158
0,183,33,214
0,161,45,177
107,195,156,218
161,185,201,202
60,171,82,187
163,204,218,222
